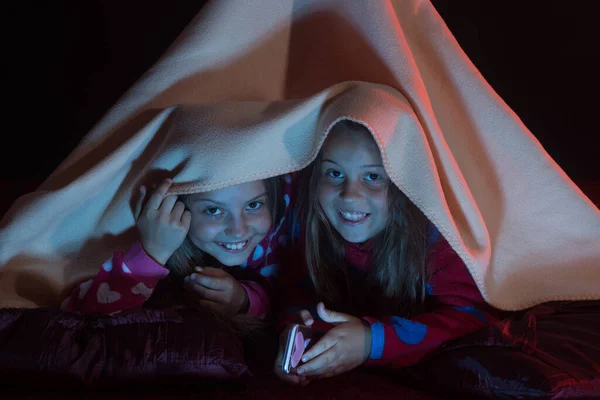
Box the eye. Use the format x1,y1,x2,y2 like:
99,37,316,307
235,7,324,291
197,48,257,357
365,173,380,181
327,170,344,179
204,206,223,216
246,201,264,210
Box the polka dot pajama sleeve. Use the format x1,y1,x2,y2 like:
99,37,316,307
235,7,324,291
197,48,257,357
60,241,170,314
363,241,498,368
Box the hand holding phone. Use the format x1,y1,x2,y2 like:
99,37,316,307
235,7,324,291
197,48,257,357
282,324,324,374
273,308,317,385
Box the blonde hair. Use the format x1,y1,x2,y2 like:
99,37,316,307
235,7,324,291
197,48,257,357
298,120,431,318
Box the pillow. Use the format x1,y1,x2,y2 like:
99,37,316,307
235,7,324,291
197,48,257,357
404,301,600,399
0,307,249,388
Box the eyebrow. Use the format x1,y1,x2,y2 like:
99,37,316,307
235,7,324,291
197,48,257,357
322,159,384,168
193,192,268,205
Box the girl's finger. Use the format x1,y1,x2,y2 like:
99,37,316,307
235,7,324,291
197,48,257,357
190,273,227,290
196,267,228,278
297,345,339,377
158,194,178,214
181,210,192,228
286,374,307,385
300,332,337,364
299,376,311,386
316,302,352,325
274,353,309,385
171,201,186,220
184,277,227,303
146,179,172,210
298,309,314,326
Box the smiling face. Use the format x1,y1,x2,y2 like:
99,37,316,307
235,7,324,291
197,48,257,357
186,181,272,266
317,125,390,243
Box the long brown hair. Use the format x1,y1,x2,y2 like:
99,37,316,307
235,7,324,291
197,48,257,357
147,176,284,337
299,120,431,318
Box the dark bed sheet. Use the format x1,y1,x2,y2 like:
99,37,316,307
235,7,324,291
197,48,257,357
1,301,600,399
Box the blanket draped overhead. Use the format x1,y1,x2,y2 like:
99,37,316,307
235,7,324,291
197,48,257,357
1,0,599,310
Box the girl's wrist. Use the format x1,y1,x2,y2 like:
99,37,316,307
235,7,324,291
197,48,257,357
362,319,373,361
140,241,170,266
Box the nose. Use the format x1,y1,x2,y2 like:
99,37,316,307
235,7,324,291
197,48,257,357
225,214,249,239
340,178,363,202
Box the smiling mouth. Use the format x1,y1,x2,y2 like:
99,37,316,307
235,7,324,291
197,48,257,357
338,210,370,224
217,240,250,253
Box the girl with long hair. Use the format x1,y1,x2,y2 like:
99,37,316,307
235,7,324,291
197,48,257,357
275,120,497,384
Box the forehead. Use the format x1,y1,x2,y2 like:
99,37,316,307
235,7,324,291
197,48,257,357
321,127,381,163
189,180,267,204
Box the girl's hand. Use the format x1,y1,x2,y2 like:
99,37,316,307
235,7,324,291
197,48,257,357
183,267,249,316
273,310,315,386
296,302,372,379
136,178,191,265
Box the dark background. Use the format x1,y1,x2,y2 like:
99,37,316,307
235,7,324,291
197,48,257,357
2,1,598,209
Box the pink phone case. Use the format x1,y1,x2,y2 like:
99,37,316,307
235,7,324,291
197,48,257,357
282,324,324,374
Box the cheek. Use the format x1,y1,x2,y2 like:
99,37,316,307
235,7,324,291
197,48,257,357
371,190,390,218
249,211,272,235
317,184,337,208
188,218,223,243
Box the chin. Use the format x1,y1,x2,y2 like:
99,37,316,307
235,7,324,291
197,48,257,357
214,253,249,267
337,229,369,244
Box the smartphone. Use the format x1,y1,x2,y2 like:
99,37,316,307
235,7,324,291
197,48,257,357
281,324,324,374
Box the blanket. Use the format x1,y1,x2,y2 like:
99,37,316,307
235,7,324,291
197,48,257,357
1,0,599,310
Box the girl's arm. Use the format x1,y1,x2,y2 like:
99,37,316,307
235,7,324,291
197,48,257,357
239,278,271,319
179,259,291,320
61,241,170,314
296,239,497,379
363,239,498,368
62,178,190,314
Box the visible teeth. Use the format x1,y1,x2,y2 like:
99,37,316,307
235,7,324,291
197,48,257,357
222,241,246,250
339,211,368,221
